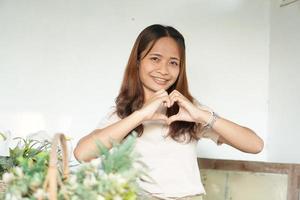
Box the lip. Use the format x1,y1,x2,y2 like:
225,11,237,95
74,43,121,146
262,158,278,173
151,76,169,85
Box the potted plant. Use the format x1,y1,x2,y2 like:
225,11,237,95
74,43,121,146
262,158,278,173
0,135,51,195
1,132,149,200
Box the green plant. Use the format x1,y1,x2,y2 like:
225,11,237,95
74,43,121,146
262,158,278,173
2,133,148,200
2,151,49,199
0,131,7,141
0,138,51,178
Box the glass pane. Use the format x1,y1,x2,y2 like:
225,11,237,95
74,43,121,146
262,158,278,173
200,169,288,200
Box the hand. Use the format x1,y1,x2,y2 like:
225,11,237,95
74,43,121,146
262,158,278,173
139,89,172,123
168,90,204,124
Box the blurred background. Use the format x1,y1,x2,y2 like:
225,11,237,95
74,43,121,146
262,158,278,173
0,0,299,163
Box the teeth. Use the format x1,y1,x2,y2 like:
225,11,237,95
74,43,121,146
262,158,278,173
153,77,167,84
155,78,166,82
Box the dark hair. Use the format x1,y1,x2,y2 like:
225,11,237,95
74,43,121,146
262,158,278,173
115,24,201,142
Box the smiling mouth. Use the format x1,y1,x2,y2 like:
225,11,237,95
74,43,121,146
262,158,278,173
152,76,169,85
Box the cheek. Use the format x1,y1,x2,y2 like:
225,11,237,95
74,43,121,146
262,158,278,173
168,69,180,87
138,63,146,75
172,68,180,80
139,62,152,74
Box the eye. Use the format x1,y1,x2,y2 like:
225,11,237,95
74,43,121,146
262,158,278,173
170,60,179,67
150,57,160,62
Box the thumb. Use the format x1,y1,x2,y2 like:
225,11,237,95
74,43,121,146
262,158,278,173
153,113,169,122
168,114,180,125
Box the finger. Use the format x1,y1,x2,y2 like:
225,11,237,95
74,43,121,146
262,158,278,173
157,90,168,97
170,91,192,107
161,95,171,107
163,101,171,108
169,90,182,97
153,113,169,122
149,89,166,101
169,94,184,106
168,114,180,125
168,93,176,106
151,91,169,105
155,89,167,96
155,92,170,103
169,89,176,95
170,90,190,103
169,90,185,99
169,90,184,106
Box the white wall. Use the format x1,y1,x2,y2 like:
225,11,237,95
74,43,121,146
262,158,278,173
0,0,277,162
268,0,300,163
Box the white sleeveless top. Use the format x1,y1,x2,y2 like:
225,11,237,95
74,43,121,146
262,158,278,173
96,106,220,199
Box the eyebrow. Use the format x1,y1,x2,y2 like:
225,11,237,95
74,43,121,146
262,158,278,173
149,53,180,61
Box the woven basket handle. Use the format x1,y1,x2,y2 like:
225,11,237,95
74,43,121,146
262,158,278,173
43,133,69,200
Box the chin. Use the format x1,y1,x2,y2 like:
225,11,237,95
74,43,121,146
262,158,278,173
156,86,171,92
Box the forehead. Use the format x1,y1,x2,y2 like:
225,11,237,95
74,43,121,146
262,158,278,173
147,37,180,59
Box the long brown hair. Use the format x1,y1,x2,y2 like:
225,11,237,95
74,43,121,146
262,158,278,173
116,24,201,142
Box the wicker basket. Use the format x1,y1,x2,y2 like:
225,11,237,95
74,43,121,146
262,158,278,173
43,133,70,200
0,180,7,194
0,133,69,199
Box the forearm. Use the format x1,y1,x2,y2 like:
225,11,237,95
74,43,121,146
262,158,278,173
213,117,263,153
74,110,144,162
199,111,264,154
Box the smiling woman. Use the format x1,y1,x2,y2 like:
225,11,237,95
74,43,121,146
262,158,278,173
74,24,263,200
139,37,180,99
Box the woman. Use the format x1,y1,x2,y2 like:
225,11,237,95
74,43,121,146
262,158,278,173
74,24,264,200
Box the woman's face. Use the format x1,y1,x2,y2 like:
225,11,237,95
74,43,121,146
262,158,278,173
139,37,180,100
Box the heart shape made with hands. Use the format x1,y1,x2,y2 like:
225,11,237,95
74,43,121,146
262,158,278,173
149,92,199,125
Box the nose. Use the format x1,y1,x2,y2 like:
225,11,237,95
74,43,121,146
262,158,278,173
157,61,169,75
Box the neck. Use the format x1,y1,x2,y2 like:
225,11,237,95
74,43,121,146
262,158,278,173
143,89,154,104
142,84,156,103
